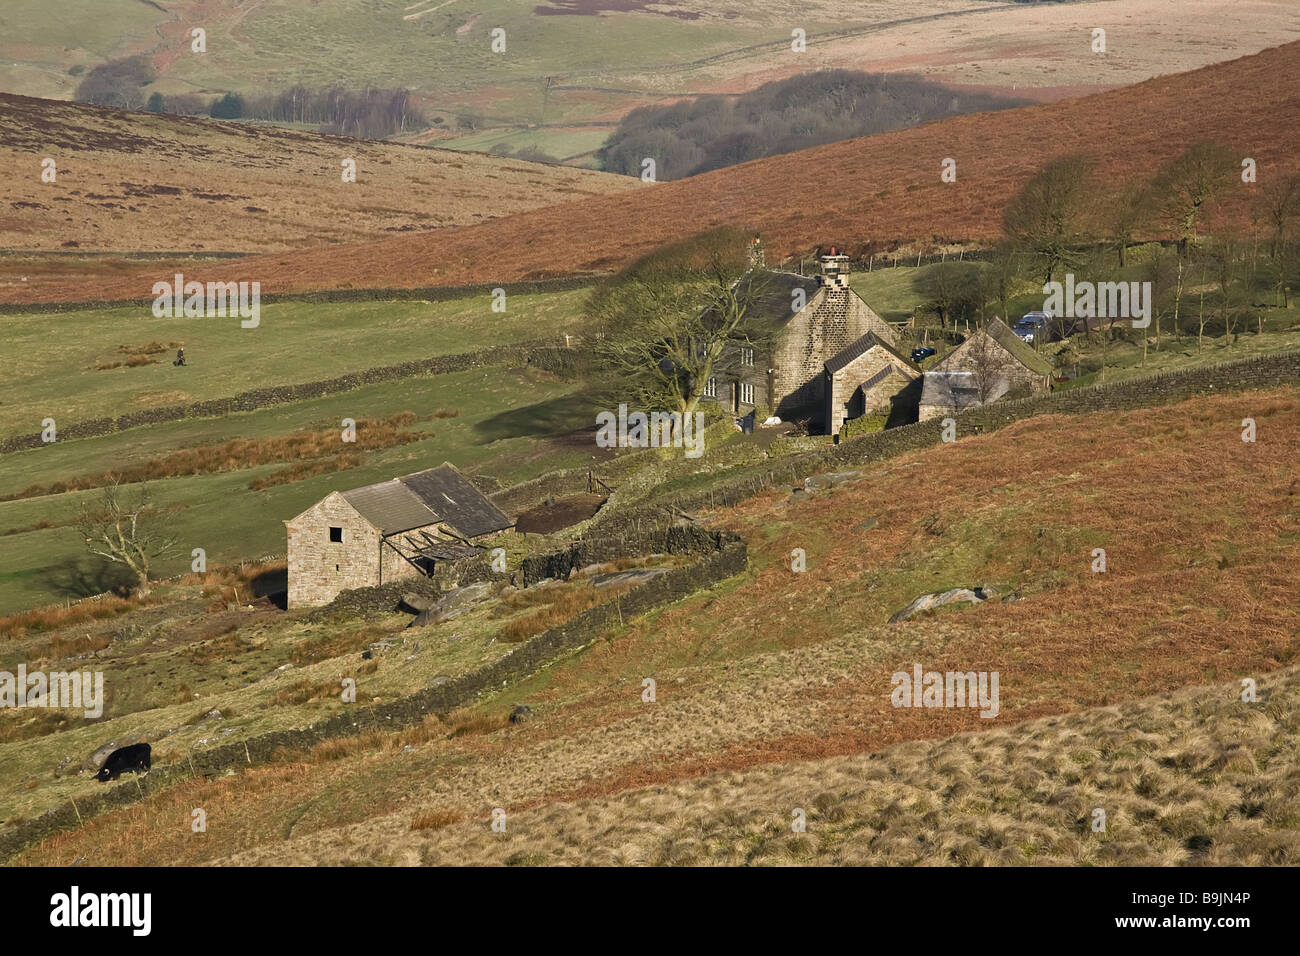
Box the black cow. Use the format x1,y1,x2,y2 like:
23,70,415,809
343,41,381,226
94,743,151,782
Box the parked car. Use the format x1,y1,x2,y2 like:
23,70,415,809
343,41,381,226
1013,311,1053,344
911,346,937,363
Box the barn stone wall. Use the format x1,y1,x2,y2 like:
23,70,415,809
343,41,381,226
285,494,428,608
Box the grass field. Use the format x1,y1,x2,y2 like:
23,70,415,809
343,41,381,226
438,127,615,164
0,289,592,438
0,364,595,614
7,385,1297,865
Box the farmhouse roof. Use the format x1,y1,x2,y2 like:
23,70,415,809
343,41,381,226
984,317,1054,376
824,331,913,375
341,481,438,535
335,463,511,538
398,463,512,539
728,270,824,330
920,371,981,410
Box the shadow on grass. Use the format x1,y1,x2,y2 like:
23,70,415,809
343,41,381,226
47,556,136,599
472,393,597,444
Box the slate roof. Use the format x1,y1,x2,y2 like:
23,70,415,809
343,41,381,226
338,463,512,538
859,363,900,393
984,317,1055,377
727,270,823,331
398,463,513,539
341,480,438,535
824,331,914,375
919,371,982,410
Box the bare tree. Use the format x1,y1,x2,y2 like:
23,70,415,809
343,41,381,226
585,227,774,420
980,242,1022,330
913,260,980,329
1103,184,1150,268
1141,243,1173,360
1211,237,1240,340
964,328,1011,406
1002,153,1096,284
76,481,177,597
1259,173,1300,308
1150,141,1237,252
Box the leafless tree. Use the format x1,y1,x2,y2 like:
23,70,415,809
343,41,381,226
964,329,1011,406
1002,153,1096,284
76,481,177,597
1150,141,1237,252
584,227,774,420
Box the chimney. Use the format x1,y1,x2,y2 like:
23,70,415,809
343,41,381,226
819,245,850,289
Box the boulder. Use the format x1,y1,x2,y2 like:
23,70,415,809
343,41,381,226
804,471,862,492
408,582,494,628
398,592,433,614
889,585,999,623
509,705,533,724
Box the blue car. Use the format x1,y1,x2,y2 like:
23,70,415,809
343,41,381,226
1014,311,1053,344
911,346,936,363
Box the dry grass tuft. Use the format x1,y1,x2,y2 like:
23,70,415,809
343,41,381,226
410,809,462,832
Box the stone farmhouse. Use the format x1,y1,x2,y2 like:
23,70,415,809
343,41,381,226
918,316,1054,422
823,331,921,437
701,250,903,431
285,462,512,608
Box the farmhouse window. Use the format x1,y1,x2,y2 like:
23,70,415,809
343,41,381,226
329,527,343,543
740,382,755,405
740,347,754,367
704,376,717,398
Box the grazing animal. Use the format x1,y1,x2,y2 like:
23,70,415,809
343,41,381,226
94,743,151,782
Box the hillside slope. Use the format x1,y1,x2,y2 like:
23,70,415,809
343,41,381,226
0,93,634,255
10,40,1297,305
223,663,1300,866
9,385,1298,865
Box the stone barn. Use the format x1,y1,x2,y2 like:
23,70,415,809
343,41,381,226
823,332,921,437
918,317,1054,421
285,462,512,608
699,249,897,428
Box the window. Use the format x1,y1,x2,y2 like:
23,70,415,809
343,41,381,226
704,376,717,398
740,382,755,405
740,347,754,367
328,526,343,543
